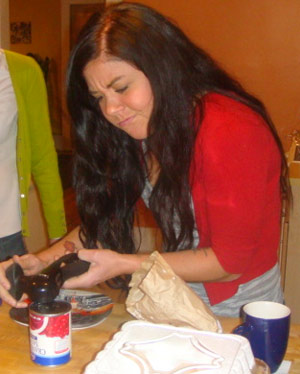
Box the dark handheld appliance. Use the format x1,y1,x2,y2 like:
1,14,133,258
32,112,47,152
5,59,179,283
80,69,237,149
5,253,90,303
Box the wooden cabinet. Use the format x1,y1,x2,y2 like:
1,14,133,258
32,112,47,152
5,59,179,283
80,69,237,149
284,163,300,323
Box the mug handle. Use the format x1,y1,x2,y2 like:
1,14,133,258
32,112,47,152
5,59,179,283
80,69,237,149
232,323,251,339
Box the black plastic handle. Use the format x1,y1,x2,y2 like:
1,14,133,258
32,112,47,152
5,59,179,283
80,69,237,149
42,252,90,281
60,259,90,282
5,253,90,303
5,263,24,300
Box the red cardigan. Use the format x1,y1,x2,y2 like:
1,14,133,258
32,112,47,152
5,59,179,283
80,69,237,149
191,93,281,305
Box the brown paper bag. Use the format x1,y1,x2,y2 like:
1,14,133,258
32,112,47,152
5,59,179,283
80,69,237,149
126,251,220,332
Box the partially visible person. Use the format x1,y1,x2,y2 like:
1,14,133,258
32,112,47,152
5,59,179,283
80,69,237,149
0,49,67,261
0,3,290,316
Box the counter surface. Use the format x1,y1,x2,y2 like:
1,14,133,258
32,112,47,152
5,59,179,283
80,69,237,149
1,287,300,373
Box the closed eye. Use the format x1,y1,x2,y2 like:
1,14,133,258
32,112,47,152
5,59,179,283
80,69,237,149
115,86,128,94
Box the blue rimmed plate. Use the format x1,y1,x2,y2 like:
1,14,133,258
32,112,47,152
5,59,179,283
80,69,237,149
9,289,114,330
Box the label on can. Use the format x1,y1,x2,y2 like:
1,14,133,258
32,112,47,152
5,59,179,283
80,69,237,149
29,300,72,366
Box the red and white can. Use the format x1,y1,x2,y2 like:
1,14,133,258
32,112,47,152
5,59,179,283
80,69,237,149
29,300,72,366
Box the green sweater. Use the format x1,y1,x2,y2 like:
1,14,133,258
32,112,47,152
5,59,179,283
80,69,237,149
5,50,67,238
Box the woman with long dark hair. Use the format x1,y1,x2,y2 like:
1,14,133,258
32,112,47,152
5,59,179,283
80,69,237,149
0,2,289,316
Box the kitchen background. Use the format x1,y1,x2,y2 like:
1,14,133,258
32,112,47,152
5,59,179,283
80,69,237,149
0,0,300,321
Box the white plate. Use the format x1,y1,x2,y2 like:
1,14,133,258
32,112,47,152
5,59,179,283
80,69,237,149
84,320,256,374
9,289,114,330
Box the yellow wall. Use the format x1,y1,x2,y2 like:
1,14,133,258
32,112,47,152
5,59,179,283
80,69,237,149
131,0,300,151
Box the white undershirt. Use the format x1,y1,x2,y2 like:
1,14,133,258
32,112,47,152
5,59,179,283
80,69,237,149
0,49,21,237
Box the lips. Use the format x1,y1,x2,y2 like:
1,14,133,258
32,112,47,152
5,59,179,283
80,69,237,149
118,115,135,127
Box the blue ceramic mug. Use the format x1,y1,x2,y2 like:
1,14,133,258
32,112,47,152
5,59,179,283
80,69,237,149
233,301,291,373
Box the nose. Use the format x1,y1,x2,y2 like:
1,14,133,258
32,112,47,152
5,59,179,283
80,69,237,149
103,96,124,116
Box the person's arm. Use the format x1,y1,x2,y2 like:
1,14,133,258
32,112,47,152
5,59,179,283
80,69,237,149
159,248,240,282
63,247,241,290
24,56,67,240
49,237,63,245
17,226,82,274
0,226,83,308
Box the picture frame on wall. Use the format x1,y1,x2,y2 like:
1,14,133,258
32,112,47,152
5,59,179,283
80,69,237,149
10,21,31,44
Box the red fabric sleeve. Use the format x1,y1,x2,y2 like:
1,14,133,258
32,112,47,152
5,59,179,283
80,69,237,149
190,94,281,303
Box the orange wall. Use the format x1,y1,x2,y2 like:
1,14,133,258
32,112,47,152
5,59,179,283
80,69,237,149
8,1,300,150
131,0,300,151
9,0,62,135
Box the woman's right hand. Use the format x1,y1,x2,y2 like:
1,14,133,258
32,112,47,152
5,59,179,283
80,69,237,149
13,253,46,276
0,254,46,308
0,258,26,307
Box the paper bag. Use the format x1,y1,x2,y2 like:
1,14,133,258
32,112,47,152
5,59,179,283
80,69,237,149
126,251,220,332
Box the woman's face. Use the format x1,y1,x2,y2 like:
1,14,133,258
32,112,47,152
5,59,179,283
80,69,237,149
83,55,154,140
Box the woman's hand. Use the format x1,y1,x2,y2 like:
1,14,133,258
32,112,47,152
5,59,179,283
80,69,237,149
0,254,48,308
13,253,47,276
0,258,16,306
0,258,28,308
63,249,139,289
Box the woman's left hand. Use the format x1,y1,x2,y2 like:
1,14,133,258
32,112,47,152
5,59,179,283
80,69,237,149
62,249,132,289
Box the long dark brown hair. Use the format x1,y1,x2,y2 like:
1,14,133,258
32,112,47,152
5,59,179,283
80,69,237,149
66,2,289,258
